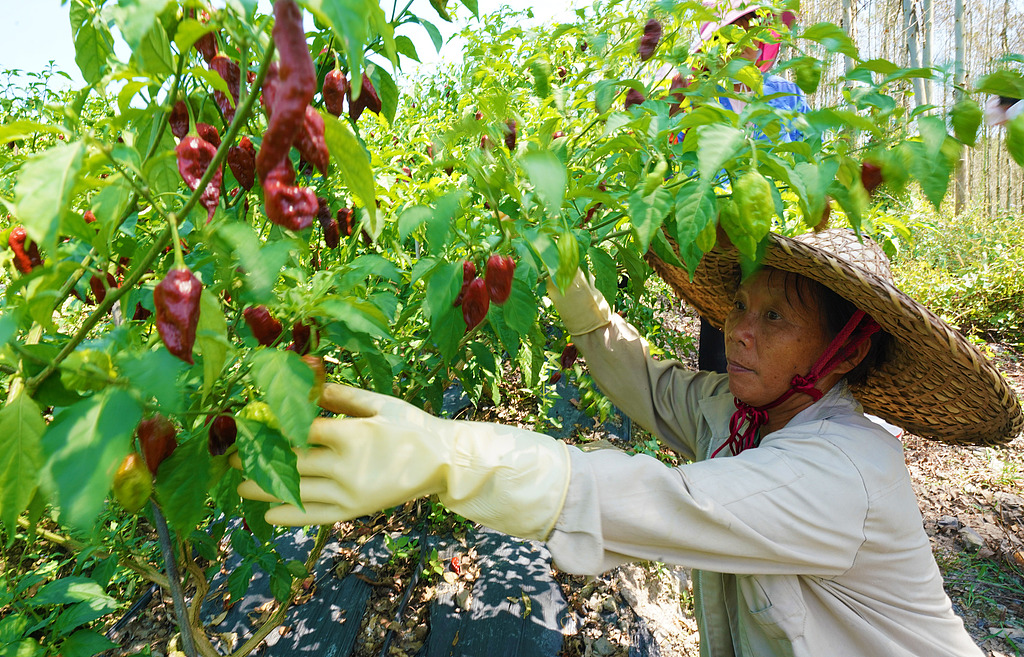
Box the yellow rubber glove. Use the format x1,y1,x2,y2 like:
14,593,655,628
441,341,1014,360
545,269,614,336
237,383,572,541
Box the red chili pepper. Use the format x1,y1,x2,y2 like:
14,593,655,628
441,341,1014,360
176,135,223,223
548,371,563,384
133,303,152,321
625,88,646,110
290,320,314,355
256,0,316,183
83,209,97,224
209,54,241,123
336,207,354,236
227,136,256,191
450,555,461,574
461,277,489,332
347,73,381,122
8,226,42,274
263,160,317,231
89,272,118,305
504,120,517,150
196,123,221,148
154,267,202,364
638,19,662,61
560,343,578,370
243,305,284,345
194,31,218,63
169,100,190,139
295,106,329,176
317,197,340,248
207,414,238,456
453,260,476,307
137,413,178,476
484,254,515,305
322,69,348,116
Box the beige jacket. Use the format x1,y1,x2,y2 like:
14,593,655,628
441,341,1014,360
545,273,982,657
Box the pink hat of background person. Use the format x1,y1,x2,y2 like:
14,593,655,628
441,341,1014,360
696,0,796,72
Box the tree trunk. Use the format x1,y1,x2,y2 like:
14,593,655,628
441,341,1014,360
953,0,966,214
841,0,854,74
921,0,933,105
903,0,925,107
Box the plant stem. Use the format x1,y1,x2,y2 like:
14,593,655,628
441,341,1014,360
153,503,197,657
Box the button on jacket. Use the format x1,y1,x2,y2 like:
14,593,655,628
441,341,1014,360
545,311,983,657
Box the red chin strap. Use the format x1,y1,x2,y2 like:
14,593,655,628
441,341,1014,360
712,309,882,458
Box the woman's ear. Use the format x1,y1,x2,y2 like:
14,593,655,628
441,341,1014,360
834,336,873,376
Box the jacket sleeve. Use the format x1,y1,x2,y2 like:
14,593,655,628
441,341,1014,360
547,432,871,576
547,270,728,461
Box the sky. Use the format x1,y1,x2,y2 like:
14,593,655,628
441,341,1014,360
0,0,582,91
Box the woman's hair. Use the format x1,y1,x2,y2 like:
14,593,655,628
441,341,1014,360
766,268,891,385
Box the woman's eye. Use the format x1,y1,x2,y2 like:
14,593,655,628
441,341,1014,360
767,310,781,320
733,300,745,311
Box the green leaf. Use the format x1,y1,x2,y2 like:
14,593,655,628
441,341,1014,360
0,393,46,532
107,0,171,50
154,437,212,532
520,150,566,218
303,0,374,85
118,349,187,413
430,304,465,363
373,66,400,125
250,350,317,447
628,186,673,253
217,223,291,302
394,34,420,63
227,561,254,602
593,80,616,114
29,577,115,607
649,229,684,268
555,231,580,290
588,247,618,307
173,18,214,53
425,191,465,254
0,120,68,144
398,205,431,240
459,0,478,17
237,417,301,507
322,111,377,231
318,297,393,338
790,159,840,226
950,98,983,146
15,141,86,257
197,290,230,403
136,17,175,77
501,274,538,336
53,597,118,637
70,0,114,84
696,124,743,183
422,261,462,323
800,22,858,59
673,181,717,278
906,115,956,209
414,17,443,53
60,629,118,657
1006,114,1024,167
40,389,142,532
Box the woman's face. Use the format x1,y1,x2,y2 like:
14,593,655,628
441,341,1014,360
724,269,832,407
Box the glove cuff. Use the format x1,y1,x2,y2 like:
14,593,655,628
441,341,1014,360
440,423,572,541
546,269,613,336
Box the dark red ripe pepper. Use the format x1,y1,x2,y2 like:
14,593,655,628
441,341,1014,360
227,136,257,191
133,303,152,321
8,226,42,274
504,120,517,150
89,272,118,305
295,106,329,176
322,69,348,116
669,74,690,116
291,321,313,355
336,207,354,236
625,88,646,109
484,254,515,305
548,371,563,384
154,268,202,365
207,414,237,457
83,209,97,224
560,343,578,370
453,260,477,307
461,277,490,332
209,54,241,123
263,160,318,230
317,197,340,248
169,101,190,139
196,123,221,147
176,136,223,223
638,19,662,61
861,162,884,195
194,31,218,63
256,0,316,183
137,413,178,476
347,74,381,122
243,305,284,346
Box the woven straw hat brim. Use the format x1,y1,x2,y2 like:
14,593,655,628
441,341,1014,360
647,231,1024,446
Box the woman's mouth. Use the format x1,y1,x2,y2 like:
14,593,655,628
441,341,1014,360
727,360,753,374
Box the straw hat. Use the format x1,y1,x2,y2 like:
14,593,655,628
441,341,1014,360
695,0,796,72
646,229,1024,446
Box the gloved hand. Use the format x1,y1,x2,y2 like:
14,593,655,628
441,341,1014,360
546,269,614,336
236,383,572,540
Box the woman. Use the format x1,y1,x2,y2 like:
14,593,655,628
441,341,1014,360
238,229,1022,656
